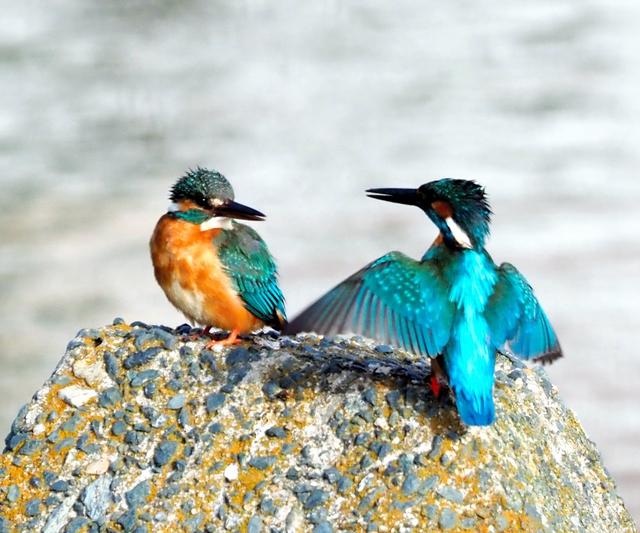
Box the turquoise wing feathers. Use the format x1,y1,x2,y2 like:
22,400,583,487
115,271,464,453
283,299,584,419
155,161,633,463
485,263,562,363
286,251,454,357
215,223,286,329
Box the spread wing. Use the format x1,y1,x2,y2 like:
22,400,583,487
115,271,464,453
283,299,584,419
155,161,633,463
286,251,454,357
215,223,286,330
485,263,562,364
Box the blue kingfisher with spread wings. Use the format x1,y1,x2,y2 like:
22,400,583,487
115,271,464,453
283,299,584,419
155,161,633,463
287,179,562,426
150,167,286,347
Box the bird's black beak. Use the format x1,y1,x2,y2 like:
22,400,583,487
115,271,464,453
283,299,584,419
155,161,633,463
366,187,420,206
214,200,266,221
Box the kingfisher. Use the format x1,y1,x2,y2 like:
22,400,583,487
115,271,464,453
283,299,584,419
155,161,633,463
150,167,286,347
286,179,562,426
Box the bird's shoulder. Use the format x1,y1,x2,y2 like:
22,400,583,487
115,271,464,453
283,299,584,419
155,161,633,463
213,222,276,275
491,262,535,307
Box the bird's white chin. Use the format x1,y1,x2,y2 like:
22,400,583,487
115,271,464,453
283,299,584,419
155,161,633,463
445,217,473,249
200,217,233,231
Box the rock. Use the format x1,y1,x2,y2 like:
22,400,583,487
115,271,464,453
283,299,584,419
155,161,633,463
85,456,110,476
153,440,178,467
223,463,239,482
6,485,19,502
57,385,97,407
0,323,635,532
167,394,185,410
205,392,225,413
438,507,458,529
125,480,151,509
247,514,262,533
72,358,112,390
80,475,112,522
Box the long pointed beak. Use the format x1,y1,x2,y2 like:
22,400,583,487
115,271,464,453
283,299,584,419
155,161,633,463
215,200,266,221
366,187,420,206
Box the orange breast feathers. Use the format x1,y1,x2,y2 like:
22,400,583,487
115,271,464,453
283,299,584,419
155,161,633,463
149,214,264,333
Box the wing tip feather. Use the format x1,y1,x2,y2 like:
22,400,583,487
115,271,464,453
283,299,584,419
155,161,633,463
532,345,563,365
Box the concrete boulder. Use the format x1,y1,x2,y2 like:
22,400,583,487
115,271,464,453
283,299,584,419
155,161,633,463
0,321,635,532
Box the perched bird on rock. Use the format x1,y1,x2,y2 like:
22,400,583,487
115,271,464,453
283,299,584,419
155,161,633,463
287,179,561,425
150,167,286,347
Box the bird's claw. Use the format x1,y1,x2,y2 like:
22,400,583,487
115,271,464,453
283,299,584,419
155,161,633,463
181,327,211,343
204,328,241,350
204,337,242,349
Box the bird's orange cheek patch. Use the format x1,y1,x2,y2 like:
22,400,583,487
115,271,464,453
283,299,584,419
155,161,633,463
431,201,453,218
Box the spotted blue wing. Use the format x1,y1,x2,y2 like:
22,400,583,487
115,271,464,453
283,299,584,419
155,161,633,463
215,223,286,329
286,251,454,357
485,263,562,363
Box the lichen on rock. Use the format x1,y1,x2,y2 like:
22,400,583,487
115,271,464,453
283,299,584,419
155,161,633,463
0,321,636,532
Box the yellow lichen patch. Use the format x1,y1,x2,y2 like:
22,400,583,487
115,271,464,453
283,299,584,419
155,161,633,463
47,382,79,416
0,462,43,512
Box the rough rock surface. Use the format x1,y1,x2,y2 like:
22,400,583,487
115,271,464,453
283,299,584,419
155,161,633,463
0,321,635,532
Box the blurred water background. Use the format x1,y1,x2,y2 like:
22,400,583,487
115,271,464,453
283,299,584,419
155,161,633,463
1,0,639,522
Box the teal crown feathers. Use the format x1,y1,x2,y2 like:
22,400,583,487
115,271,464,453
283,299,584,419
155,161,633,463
170,167,235,207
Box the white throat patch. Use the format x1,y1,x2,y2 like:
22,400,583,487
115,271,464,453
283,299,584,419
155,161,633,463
167,202,180,213
200,217,233,231
445,217,473,249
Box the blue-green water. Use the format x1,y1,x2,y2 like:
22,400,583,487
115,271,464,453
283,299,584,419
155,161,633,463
1,0,639,521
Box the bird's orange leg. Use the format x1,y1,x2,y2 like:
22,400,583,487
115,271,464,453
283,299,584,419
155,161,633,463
205,328,242,349
430,375,442,399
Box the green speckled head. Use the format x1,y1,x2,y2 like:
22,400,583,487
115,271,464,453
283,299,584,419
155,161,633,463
168,167,265,224
170,167,235,209
418,179,492,247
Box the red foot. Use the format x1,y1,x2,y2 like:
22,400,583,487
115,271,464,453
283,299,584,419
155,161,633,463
205,328,241,350
430,375,442,398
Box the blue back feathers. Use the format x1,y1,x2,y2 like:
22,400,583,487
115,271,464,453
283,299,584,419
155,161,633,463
444,250,498,425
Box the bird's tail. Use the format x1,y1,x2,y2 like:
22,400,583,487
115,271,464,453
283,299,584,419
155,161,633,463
445,332,496,426
454,385,495,426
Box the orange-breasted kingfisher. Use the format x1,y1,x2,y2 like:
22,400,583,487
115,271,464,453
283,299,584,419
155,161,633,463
287,179,562,426
150,167,286,347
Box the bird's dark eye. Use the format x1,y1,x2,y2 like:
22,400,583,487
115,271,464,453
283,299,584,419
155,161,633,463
195,195,209,209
